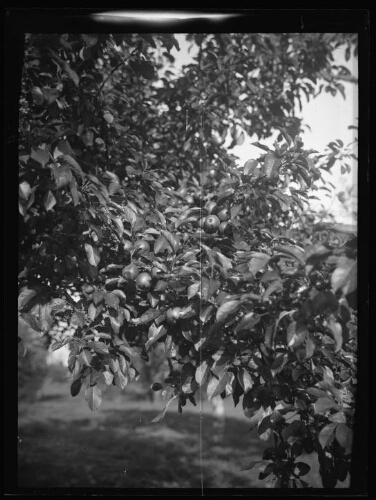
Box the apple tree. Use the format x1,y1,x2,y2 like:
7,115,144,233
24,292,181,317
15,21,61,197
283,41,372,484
18,32,358,488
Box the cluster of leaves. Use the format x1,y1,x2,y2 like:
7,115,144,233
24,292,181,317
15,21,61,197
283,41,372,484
18,32,357,488
184,33,358,141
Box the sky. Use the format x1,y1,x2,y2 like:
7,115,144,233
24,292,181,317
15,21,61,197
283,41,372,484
169,34,358,224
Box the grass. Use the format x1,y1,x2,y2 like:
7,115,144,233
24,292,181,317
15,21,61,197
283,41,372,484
18,370,350,490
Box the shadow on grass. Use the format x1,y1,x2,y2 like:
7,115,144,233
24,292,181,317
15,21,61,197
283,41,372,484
18,404,269,489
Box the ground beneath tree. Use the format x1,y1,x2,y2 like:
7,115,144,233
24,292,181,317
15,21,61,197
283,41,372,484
18,374,350,490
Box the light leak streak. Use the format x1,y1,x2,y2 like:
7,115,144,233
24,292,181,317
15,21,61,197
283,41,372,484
92,11,239,22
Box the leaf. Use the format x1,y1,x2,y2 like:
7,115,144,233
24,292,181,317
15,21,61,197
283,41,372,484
180,302,198,319
70,311,85,328
85,243,101,267
85,385,102,411
139,309,161,325
217,188,235,205
230,204,241,219
104,292,120,310
164,335,177,357
151,395,177,423
49,298,66,313
70,378,83,397
153,280,167,293
234,312,260,333
268,194,289,212
39,303,53,333
52,164,72,189
258,414,273,436
93,290,105,305
243,159,259,176
114,370,128,389
139,33,157,48
18,287,38,310
82,34,98,48
176,206,201,222
294,462,311,477
305,335,316,358
207,371,231,400
329,411,347,424
206,279,221,301
282,420,306,441
154,235,170,255
42,87,59,104
237,368,253,393
272,192,293,209
260,270,280,283
19,313,40,333
263,280,283,299
111,289,127,303
199,304,214,324
273,244,305,265
240,459,268,472
331,257,357,296
31,85,45,104
49,49,80,86
237,131,245,145
103,112,114,124
304,243,332,269
287,321,307,348
214,250,233,278
90,369,102,386
102,370,114,386
195,360,211,386
109,316,121,334
216,300,240,323
87,341,109,356
327,316,343,352
157,205,170,225
181,363,196,394
252,142,270,152
345,45,351,61
123,206,137,226
112,217,124,238
259,427,273,442
145,324,167,350
61,155,84,176
118,353,130,374
335,423,352,453
314,396,340,414
130,60,155,80
188,282,200,300
211,349,231,378
50,338,70,352
312,291,339,315
44,190,56,211
277,127,293,147
31,148,49,168
319,423,338,448
248,253,270,275
262,152,280,178
19,181,32,200
161,230,180,253
79,349,92,366
175,216,199,229
270,353,289,376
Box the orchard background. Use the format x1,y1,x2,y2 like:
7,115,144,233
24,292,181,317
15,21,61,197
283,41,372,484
14,26,364,490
